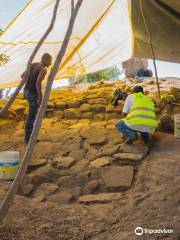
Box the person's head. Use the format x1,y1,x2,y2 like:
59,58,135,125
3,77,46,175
41,53,52,67
132,85,144,94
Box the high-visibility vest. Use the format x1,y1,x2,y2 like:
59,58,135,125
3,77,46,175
123,93,157,128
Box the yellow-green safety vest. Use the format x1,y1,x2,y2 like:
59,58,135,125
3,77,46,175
123,93,157,128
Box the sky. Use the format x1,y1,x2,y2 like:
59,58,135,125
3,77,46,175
0,0,179,78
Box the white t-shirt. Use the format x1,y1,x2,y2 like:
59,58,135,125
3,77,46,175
122,95,155,133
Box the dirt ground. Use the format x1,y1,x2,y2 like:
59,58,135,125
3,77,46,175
0,79,180,240
0,119,179,240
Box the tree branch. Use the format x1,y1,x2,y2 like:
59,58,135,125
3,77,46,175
0,0,61,117
0,0,84,223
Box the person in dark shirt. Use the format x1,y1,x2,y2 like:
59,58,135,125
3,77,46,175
22,53,52,144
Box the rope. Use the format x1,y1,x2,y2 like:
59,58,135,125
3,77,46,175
139,0,161,100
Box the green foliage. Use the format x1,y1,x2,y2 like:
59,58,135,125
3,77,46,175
73,66,120,83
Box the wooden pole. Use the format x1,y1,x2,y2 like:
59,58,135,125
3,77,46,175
0,0,84,223
139,0,161,100
0,0,61,117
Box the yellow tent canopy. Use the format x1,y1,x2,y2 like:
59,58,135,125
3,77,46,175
0,0,179,89
132,0,180,62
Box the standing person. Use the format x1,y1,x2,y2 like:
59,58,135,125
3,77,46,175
115,86,157,144
23,53,52,144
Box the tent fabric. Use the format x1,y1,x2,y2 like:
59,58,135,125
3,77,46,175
0,0,179,90
131,0,180,62
0,0,132,89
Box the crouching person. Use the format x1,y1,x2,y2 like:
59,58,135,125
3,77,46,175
116,86,157,144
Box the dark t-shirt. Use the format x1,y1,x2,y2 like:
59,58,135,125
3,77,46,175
24,63,44,94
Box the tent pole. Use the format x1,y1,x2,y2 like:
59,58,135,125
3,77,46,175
139,0,161,100
0,0,61,117
0,0,84,223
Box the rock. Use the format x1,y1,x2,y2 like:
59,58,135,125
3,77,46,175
98,144,119,156
84,141,92,151
31,194,48,204
79,193,122,204
55,101,67,110
83,180,99,194
87,135,106,146
87,148,99,161
75,171,91,187
64,108,81,119
52,111,64,119
113,152,144,164
68,148,86,161
41,119,53,129
33,142,55,159
80,103,92,112
119,143,149,157
93,113,105,120
18,183,34,196
159,114,174,132
54,156,76,169
82,112,94,119
105,113,120,120
29,158,48,169
47,101,55,109
88,204,114,220
106,105,115,113
71,159,89,173
93,104,106,112
88,98,107,105
67,100,81,108
29,164,62,186
29,164,52,176
48,191,74,204
90,157,111,168
11,105,26,114
106,130,123,145
68,186,82,198
90,121,106,128
32,183,58,199
69,121,90,129
102,166,134,189
58,176,75,188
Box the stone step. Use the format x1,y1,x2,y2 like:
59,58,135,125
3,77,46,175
79,192,122,204
101,166,134,190
113,152,144,165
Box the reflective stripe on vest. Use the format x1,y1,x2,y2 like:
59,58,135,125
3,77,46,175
129,107,155,113
126,114,156,121
123,93,157,128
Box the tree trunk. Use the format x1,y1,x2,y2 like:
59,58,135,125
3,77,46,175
0,0,61,117
0,0,84,223
0,90,3,99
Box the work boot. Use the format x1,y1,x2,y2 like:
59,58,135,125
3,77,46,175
141,132,150,144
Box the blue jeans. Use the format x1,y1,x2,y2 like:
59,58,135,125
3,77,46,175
24,89,38,143
115,120,149,142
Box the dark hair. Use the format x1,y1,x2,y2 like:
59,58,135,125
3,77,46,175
133,85,144,93
41,53,52,60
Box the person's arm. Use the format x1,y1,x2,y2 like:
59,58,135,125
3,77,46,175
21,71,28,83
121,95,134,118
121,112,127,118
36,68,47,107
